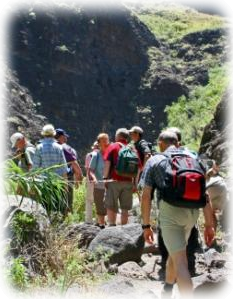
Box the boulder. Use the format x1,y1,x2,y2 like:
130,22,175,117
100,278,140,299
193,274,233,299
63,223,101,248
118,261,148,280
88,223,144,265
1,195,50,255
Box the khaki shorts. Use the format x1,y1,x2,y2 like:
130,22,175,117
159,200,199,254
104,181,133,213
94,188,107,216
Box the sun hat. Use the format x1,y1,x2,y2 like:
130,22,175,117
10,132,24,148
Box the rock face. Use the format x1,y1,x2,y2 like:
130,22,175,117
88,223,144,265
64,223,101,248
2,195,49,255
199,93,228,167
200,86,233,233
179,0,233,17
5,68,46,155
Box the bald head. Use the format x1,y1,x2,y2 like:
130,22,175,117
158,130,178,152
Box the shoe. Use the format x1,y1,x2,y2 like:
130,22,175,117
161,291,176,299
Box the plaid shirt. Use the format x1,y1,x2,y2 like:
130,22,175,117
33,138,67,177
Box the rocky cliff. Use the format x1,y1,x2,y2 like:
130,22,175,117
199,93,229,167
7,3,228,159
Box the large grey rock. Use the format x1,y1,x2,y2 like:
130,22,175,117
64,223,101,248
100,278,140,299
88,223,144,265
118,261,148,280
1,195,50,255
193,274,233,299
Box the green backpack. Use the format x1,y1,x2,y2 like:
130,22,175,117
115,143,139,178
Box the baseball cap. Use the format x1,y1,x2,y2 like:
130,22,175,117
10,132,24,148
55,128,69,138
129,126,144,134
41,124,56,137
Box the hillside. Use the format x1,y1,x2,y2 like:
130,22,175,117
7,2,229,159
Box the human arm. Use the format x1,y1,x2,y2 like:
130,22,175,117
203,196,215,247
141,185,154,244
71,160,83,187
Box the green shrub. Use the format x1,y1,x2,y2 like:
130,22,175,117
0,253,30,299
164,65,229,150
11,212,37,244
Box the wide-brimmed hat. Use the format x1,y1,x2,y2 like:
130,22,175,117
41,124,56,137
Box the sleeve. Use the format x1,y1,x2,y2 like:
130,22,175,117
144,164,156,188
25,147,35,165
59,149,68,175
63,147,76,163
89,152,97,171
32,147,41,169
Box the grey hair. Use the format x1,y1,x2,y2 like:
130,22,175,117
115,128,129,140
158,130,178,145
167,127,182,142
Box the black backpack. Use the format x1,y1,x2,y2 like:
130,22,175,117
159,151,207,208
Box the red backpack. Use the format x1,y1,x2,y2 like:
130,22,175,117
160,152,207,208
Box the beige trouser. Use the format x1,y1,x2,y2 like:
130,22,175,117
85,180,94,223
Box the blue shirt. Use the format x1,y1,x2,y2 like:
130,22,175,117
33,138,67,177
89,151,105,189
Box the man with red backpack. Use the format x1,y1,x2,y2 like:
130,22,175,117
141,130,215,298
103,128,141,226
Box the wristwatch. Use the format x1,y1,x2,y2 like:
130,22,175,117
142,224,151,229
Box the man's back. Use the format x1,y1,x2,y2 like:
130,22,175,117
33,138,67,176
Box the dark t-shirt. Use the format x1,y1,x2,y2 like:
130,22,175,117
135,139,151,165
61,143,77,175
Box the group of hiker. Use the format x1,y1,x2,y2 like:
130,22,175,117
10,123,229,298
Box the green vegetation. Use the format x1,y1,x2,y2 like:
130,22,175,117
165,65,229,151
11,212,37,244
29,229,110,293
137,8,226,43
0,247,30,299
5,160,68,215
64,179,95,225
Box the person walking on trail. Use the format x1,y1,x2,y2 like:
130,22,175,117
129,126,151,168
10,132,35,172
157,127,200,275
85,141,99,224
55,128,83,213
88,133,110,229
103,128,141,226
206,159,229,232
141,130,215,298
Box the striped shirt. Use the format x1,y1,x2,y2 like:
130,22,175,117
33,138,67,177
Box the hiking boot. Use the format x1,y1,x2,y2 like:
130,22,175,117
161,291,176,299
95,223,105,229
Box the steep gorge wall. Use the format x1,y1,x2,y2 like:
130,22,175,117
8,5,188,156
